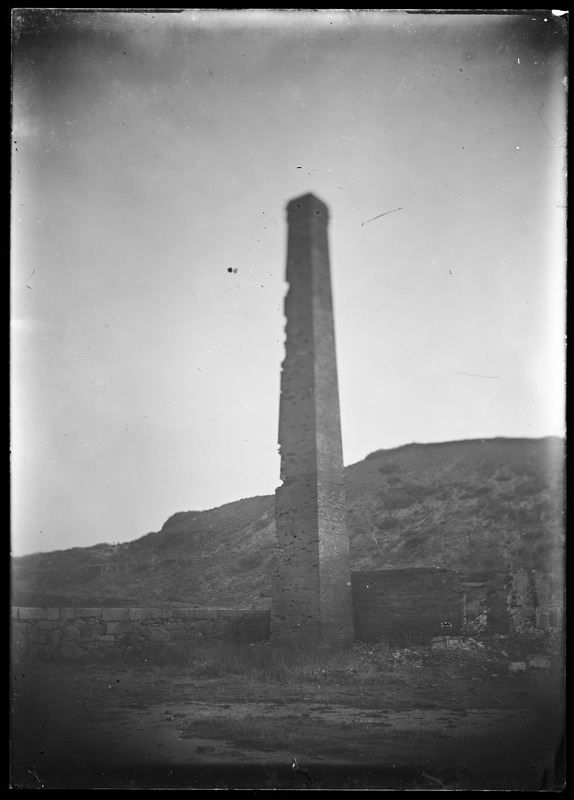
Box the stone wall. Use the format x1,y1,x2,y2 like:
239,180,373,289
506,568,564,631
485,571,511,634
460,571,510,635
351,568,464,644
11,607,270,661
352,568,562,643
12,571,563,660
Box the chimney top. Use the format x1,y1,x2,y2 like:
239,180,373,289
286,193,329,223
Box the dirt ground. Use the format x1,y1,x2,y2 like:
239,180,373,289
10,638,566,791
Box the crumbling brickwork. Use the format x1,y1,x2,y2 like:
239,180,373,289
271,194,354,645
505,568,563,631
460,571,510,634
485,571,511,634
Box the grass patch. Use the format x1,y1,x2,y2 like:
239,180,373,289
98,638,398,682
179,639,377,682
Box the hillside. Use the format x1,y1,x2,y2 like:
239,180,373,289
12,437,565,609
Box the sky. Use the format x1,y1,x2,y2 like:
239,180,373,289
11,9,567,556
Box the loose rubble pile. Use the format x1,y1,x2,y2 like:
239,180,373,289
307,630,560,683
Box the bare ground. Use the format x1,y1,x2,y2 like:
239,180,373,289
10,638,565,791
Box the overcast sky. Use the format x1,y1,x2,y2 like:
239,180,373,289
11,10,567,556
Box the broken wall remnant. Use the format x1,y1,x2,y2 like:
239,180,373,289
271,193,354,645
485,571,511,634
460,573,488,632
351,568,463,644
505,567,564,632
459,571,511,635
351,568,562,643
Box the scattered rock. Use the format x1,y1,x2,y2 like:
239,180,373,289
528,655,551,669
431,636,479,651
